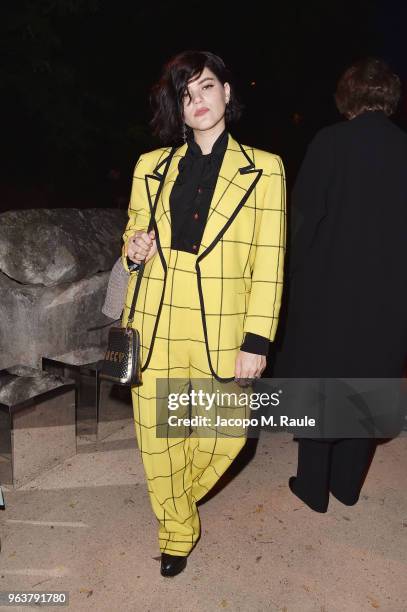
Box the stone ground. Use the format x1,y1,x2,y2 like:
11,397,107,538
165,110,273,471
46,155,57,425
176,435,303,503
0,424,406,612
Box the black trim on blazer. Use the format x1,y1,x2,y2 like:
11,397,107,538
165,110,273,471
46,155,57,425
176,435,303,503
238,142,256,173
140,143,264,381
139,149,174,372
196,163,263,382
153,149,172,177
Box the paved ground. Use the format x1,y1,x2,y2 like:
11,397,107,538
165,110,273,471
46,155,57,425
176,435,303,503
1,424,406,612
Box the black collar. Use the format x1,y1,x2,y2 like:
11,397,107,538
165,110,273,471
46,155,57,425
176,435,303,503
187,130,228,159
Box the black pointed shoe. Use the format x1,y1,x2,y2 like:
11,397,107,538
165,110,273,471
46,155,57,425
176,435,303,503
160,553,188,577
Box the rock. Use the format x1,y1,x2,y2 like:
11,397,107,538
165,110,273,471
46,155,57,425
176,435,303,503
0,208,127,286
0,270,114,370
0,365,73,407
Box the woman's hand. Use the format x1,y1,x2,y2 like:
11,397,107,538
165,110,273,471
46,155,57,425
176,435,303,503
127,230,157,264
234,350,266,386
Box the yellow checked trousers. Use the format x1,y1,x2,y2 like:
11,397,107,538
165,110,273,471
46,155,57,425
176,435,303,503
131,250,248,556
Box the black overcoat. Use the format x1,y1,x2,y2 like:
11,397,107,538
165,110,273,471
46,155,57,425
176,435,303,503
273,111,407,378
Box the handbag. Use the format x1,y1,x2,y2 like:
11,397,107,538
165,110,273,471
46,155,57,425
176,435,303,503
99,146,176,386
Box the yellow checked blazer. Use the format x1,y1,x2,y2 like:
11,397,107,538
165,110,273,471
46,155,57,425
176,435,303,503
121,134,286,381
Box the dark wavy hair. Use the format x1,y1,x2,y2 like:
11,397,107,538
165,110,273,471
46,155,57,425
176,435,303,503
150,50,243,144
335,57,401,118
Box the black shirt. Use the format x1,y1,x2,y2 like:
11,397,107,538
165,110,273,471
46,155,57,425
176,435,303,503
169,130,269,357
170,129,228,253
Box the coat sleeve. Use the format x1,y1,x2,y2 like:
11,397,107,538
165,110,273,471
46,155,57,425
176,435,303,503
243,155,287,341
121,155,150,273
289,128,334,274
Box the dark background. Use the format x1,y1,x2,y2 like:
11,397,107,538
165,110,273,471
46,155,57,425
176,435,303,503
1,0,406,213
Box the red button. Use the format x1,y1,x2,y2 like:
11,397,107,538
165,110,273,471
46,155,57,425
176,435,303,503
192,244,197,251
194,212,199,220
198,187,203,194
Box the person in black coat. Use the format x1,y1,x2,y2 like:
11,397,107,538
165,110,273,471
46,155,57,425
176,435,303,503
273,57,407,512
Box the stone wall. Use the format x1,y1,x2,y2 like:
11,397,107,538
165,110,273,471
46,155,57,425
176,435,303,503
0,208,127,369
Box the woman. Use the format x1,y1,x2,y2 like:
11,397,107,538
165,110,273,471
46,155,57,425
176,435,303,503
121,51,286,576
273,57,407,512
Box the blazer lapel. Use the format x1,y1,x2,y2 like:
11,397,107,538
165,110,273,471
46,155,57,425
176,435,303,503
198,135,263,258
143,144,186,268
147,144,187,262
157,143,187,248
143,135,262,267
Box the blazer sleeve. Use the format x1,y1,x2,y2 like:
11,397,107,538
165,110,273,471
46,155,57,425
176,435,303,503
121,155,150,273
243,155,287,342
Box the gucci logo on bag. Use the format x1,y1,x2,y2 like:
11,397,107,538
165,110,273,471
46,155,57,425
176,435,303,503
104,350,126,363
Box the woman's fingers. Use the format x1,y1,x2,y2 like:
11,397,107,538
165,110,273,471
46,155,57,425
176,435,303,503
131,232,152,251
145,240,158,262
128,230,156,262
139,232,153,248
235,352,266,383
234,354,242,379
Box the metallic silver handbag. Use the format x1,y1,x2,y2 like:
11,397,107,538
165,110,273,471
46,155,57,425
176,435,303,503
99,325,142,386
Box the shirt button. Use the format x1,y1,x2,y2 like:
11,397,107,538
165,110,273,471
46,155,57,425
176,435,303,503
192,244,197,251
194,212,199,220
197,187,203,194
